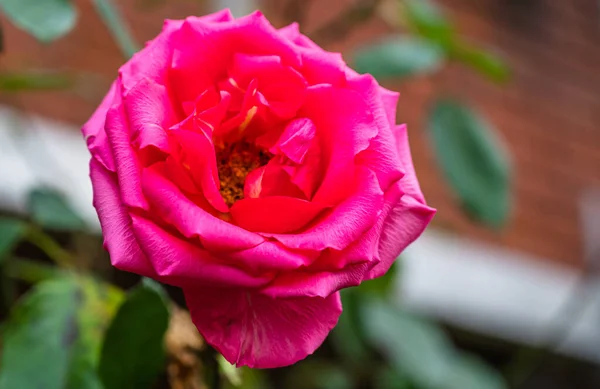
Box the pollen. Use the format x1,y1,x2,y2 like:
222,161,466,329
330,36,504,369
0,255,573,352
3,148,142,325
216,142,272,207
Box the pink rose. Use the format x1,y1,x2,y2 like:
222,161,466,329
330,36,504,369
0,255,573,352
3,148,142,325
82,9,435,368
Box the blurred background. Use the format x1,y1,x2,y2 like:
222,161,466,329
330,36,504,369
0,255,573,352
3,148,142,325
0,0,599,388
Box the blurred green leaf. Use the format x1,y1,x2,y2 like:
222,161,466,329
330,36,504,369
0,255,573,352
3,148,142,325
447,355,507,389
91,0,139,59
0,276,124,389
284,360,354,389
362,299,454,388
354,37,444,79
357,260,399,297
428,99,511,227
0,217,27,262
98,278,170,389
373,367,417,389
0,0,77,42
0,278,79,389
451,43,510,83
28,188,85,231
223,367,271,389
330,290,371,368
0,71,73,91
403,0,454,46
67,278,124,389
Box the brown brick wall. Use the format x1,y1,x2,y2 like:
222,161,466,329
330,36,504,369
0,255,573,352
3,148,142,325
1,0,598,268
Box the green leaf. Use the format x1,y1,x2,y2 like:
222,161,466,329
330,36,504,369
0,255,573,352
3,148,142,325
98,279,170,389
27,188,85,231
0,71,73,91
353,37,444,79
67,278,124,389
373,367,416,389
356,260,399,297
284,360,354,389
428,99,511,227
451,42,510,83
447,355,507,389
0,0,77,42
0,217,27,262
361,300,454,388
403,0,454,46
91,0,139,59
0,276,124,389
0,278,79,389
330,290,371,368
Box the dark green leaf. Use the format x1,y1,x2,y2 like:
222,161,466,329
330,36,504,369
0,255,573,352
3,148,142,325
67,278,124,389
373,367,416,389
98,279,170,389
356,260,399,297
0,72,73,91
0,0,77,42
0,217,27,262
0,278,80,389
447,355,507,389
428,99,511,227
330,290,371,368
451,42,510,83
91,0,139,59
284,360,354,389
354,37,444,79
361,300,454,388
403,0,454,46
0,276,124,389
28,188,85,231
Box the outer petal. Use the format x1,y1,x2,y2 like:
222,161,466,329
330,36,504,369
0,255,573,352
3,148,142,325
184,287,342,368
82,82,117,171
278,23,347,86
395,124,426,203
130,214,273,289
365,185,436,280
104,87,149,211
89,159,155,277
348,73,404,191
171,11,301,104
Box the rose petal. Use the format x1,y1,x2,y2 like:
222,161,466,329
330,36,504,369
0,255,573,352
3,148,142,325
168,120,228,213
125,78,176,153
395,124,426,203
302,85,378,206
89,159,155,277
141,163,264,251
263,167,383,251
130,214,273,289
104,83,149,210
348,73,404,192
184,287,342,368
231,196,327,234
278,23,347,86
365,184,436,280
82,82,117,172
171,11,301,105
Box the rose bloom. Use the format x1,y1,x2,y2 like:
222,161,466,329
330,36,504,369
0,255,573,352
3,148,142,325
83,9,435,368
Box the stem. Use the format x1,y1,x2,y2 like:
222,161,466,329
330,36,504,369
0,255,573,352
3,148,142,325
5,257,63,283
92,0,140,59
26,226,75,269
308,0,383,46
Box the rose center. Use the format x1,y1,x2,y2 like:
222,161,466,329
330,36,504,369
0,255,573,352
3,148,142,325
216,142,272,207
